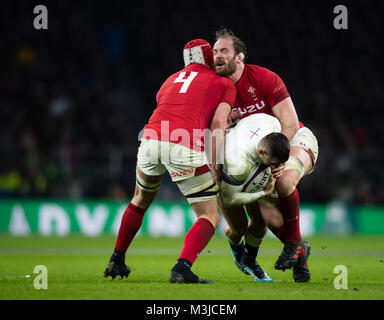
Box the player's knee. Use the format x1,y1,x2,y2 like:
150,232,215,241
233,224,247,239
198,210,221,229
224,226,231,238
224,225,235,241
224,225,245,242
247,225,267,239
209,211,221,229
248,219,266,234
132,186,156,210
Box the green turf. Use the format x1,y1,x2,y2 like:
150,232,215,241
0,234,383,300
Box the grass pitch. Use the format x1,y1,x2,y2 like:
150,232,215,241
0,234,383,300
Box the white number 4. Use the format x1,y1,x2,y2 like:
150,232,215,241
174,72,198,93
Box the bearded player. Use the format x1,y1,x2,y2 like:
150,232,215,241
213,28,319,282
104,39,236,283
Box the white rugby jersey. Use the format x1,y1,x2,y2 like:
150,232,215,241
223,113,281,184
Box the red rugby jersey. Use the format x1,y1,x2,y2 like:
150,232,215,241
234,64,303,127
143,64,236,151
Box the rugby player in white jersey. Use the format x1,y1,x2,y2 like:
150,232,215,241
218,113,290,282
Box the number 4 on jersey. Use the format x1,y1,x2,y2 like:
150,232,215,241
174,71,198,93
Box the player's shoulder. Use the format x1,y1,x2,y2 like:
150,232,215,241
196,65,235,90
215,74,236,88
245,64,278,79
162,64,209,85
166,64,207,78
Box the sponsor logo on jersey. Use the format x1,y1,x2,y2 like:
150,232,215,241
232,100,266,115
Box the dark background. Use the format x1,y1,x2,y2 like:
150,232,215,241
0,0,383,205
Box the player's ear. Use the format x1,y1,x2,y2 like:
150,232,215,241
258,138,266,151
257,144,266,157
258,139,271,158
237,52,245,62
259,148,267,156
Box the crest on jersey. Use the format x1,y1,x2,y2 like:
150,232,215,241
247,86,258,101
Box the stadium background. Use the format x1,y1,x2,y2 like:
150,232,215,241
0,0,383,238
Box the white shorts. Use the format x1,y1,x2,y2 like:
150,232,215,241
137,139,210,181
290,127,319,174
136,139,218,204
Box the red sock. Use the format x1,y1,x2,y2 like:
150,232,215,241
270,225,286,243
115,202,146,253
279,188,302,244
179,218,215,265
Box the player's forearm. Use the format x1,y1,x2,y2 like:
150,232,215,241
209,118,227,166
272,97,300,141
208,102,231,165
211,131,224,166
222,191,265,208
280,124,299,141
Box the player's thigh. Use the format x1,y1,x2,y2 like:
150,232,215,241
166,143,218,202
133,167,164,208
136,139,167,182
136,166,164,184
258,201,284,230
290,146,313,177
173,164,221,227
136,140,166,206
289,127,319,177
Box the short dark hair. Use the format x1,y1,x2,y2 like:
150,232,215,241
263,132,290,164
215,27,247,61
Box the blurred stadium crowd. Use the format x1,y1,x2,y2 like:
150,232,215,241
0,1,383,204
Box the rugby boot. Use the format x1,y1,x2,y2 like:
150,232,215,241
240,252,273,282
228,240,249,275
274,242,304,271
104,248,131,280
293,240,311,282
169,258,213,284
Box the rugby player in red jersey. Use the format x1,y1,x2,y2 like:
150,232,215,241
213,28,318,282
104,39,236,283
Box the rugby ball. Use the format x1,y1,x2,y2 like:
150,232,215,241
241,164,271,193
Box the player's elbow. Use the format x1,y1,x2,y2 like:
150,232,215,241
282,118,300,131
210,102,231,131
291,121,300,132
210,117,227,132
281,121,300,140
